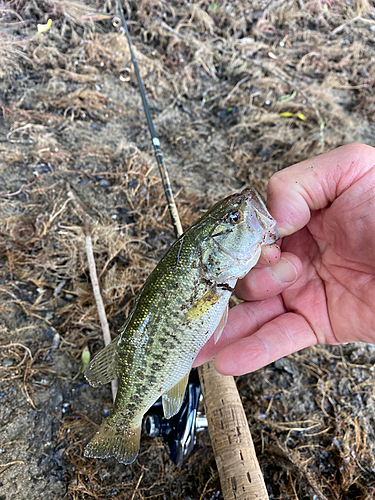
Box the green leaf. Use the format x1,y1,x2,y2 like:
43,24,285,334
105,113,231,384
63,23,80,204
278,90,297,103
72,347,91,380
296,112,306,120
233,61,247,73
81,346,91,371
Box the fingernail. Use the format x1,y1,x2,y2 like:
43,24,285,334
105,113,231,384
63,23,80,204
260,245,272,265
270,257,298,284
213,361,224,376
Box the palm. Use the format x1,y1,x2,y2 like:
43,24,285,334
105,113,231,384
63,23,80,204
282,180,375,345
195,144,375,375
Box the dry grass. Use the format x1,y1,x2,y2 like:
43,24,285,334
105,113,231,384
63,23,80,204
238,344,375,498
0,0,375,499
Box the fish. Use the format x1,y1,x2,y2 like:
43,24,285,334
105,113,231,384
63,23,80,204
84,189,278,465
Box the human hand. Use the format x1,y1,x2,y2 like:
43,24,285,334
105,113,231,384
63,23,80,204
194,143,375,375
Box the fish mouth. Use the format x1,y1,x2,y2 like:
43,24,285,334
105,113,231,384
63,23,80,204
243,190,279,244
213,225,278,262
262,227,279,245
214,238,261,263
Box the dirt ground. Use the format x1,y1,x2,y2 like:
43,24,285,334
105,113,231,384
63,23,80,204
1,1,375,499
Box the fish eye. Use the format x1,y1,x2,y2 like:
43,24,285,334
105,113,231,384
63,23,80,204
225,210,242,224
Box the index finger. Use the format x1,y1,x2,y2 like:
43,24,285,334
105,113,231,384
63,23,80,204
267,143,375,237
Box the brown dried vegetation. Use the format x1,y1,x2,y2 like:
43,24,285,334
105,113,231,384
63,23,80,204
0,0,375,499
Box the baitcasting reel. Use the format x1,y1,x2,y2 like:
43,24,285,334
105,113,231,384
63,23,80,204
143,369,207,467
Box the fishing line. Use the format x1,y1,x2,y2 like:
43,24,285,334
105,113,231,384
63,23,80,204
115,0,183,239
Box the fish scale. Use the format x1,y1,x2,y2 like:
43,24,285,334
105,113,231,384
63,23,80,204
84,189,278,464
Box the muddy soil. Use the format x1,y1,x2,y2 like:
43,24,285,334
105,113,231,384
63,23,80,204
1,1,375,499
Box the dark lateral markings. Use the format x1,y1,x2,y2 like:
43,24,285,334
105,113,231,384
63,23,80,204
217,283,235,293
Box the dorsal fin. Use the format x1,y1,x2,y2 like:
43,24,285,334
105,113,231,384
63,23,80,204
84,337,119,387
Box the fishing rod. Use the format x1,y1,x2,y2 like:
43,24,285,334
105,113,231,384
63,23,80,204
115,2,268,498
116,0,182,240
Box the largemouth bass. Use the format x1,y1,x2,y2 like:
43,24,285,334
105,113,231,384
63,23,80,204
84,189,278,464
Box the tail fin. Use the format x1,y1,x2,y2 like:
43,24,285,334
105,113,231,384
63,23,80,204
84,418,141,465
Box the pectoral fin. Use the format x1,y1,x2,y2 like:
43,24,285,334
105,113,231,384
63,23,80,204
162,373,189,419
187,289,220,320
214,304,228,344
84,337,119,387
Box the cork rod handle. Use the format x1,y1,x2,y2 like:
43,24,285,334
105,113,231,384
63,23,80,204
198,362,269,500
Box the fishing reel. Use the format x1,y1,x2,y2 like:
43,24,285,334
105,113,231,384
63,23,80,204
143,369,207,467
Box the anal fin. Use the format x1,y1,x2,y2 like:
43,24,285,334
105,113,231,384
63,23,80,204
84,417,141,465
84,337,119,387
214,304,228,344
162,373,189,419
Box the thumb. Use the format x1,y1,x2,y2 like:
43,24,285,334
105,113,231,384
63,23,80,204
267,143,375,237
